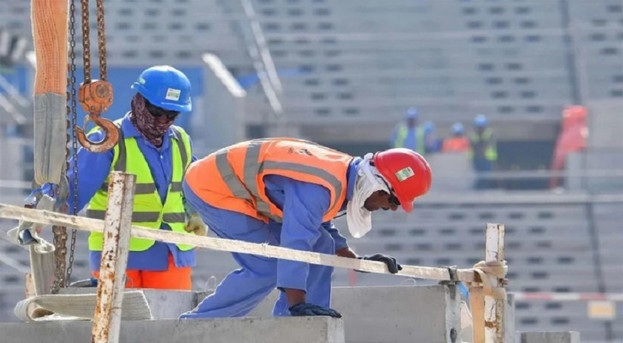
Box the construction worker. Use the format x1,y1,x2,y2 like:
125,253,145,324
60,65,204,290
390,107,427,154
442,122,470,152
423,121,442,153
179,138,432,319
468,114,498,189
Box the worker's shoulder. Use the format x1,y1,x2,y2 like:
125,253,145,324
170,124,189,138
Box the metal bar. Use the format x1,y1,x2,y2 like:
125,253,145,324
0,202,476,282
91,171,136,343
484,223,505,343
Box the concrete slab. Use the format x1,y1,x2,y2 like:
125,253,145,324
520,331,581,343
248,285,461,343
0,317,344,343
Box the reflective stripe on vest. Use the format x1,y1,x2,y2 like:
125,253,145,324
187,138,351,223
87,122,193,252
394,124,425,154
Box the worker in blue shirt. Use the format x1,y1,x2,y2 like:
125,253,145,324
54,65,203,290
180,140,433,318
390,107,437,154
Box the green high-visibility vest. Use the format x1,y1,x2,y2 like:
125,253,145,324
87,121,194,252
394,124,425,154
468,128,498,161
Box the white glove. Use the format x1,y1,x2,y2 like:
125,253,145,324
184,213,207,236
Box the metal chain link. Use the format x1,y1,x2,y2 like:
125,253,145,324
95,0,107,81
51,0,83,294
66,0,79,285
51,224,67,292
80,0,91,83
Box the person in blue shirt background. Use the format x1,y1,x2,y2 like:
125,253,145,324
57,65,204,290
390,107,438,154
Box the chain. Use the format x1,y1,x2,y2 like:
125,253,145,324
66,0,79,285
51,0,82,294
51,224,67,293
95,0,107,81
80,0,91,83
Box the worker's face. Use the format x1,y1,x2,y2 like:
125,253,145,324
364,190,400,212
145,101,180,123
407,118,417,127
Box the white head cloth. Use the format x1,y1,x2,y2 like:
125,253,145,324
346,153,391,238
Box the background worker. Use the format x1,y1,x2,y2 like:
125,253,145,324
442,122,470,153
56,65,204,290
180,138,432,319
390,107,426,153
469,114,498,190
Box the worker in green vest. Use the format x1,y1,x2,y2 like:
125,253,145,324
67,65,205,290
390,107,435,154
468,114,498,190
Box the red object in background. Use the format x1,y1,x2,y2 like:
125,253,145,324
550,106,588,188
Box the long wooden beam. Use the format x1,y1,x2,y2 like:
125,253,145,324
0,202,476,282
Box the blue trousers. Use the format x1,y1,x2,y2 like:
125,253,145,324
180,182,335,318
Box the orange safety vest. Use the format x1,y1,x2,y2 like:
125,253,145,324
442,137,470,152
185,138,353,223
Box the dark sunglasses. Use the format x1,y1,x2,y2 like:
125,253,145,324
145,101,180,119
376,176,401,207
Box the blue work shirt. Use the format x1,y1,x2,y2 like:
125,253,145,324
263,157,361,289
66,113,197,271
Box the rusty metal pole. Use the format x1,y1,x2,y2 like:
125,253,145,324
484,223,506,343
91,172,136,343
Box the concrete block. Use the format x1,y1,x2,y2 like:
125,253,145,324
249,285,461,343
0,317,344,343
520,331,581,343
60,288,197,319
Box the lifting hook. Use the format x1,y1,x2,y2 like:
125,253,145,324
74,80,119,152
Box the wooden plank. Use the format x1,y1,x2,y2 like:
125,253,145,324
92,172,136,343
0,202,476,282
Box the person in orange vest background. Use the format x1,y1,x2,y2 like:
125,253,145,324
180,138,432,319
442,122,470,153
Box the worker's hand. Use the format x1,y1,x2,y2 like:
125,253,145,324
185,213,207,236
289,303,342,318
359,254,402,274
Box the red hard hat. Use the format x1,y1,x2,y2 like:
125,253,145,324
373,148,432,212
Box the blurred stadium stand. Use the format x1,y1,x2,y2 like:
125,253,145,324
1,0,623,341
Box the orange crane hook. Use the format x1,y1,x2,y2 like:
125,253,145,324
74,80,119,152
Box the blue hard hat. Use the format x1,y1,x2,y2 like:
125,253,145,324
131,65,192,112
473,114,488,127
423,121,435,133
451,122,464,135
405,107,419,120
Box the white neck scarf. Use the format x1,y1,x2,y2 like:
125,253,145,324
346,153,390,238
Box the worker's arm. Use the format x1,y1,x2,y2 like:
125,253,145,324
264,176,331,306
320,221,349,251
40,130,113,212
66,130,114,212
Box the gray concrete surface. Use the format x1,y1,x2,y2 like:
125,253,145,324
6,285,521,343
520,331,581,343
248,285,462,343
0,317,344,343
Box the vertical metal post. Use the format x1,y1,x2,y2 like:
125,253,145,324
91,172,136,343
484,223,505,343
